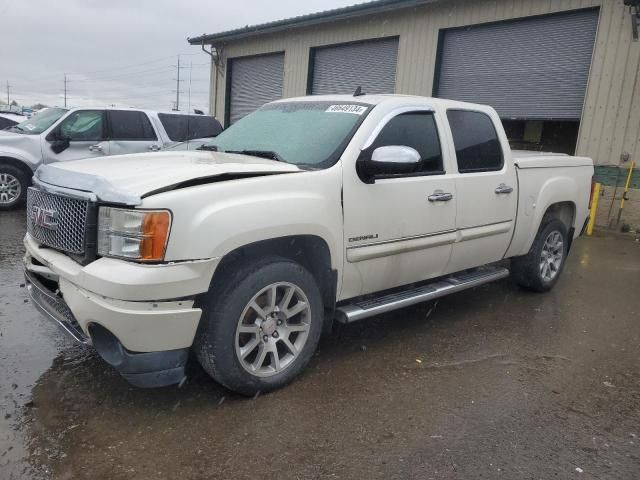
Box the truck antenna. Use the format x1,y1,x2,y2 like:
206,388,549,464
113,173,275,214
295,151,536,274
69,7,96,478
353,86,365,97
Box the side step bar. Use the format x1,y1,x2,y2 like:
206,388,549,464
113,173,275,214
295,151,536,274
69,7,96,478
336,266,510,324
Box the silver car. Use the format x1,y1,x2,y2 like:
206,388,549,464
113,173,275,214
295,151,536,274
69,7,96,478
0,107,222,209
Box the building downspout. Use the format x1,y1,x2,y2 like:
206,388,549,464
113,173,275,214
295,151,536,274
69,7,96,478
201,41,222,119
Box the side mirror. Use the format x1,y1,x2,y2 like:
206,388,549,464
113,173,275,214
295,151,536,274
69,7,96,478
48,131,70,154
358,145,421,182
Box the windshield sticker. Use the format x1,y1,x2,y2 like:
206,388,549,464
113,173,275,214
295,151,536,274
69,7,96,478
326,105,367,115
24,124,36,131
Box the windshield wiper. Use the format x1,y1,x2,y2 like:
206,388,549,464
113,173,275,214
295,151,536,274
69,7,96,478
225,149,284,162
8,125,25,133
196,144,218,151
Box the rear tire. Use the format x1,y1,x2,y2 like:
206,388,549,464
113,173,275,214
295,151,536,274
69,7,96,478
0,163,28,210
511,218,569,292
194,257,323,396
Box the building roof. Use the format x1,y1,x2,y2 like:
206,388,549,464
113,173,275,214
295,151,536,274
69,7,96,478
188,0,437,45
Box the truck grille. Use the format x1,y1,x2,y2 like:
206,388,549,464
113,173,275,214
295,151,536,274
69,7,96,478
27,187,90,255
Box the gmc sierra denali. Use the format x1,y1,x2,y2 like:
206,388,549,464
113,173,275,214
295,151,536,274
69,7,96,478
23,95,594,395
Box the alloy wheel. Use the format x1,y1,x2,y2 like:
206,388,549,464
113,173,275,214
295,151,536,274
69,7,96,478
539,230,563,282
0,173,21,204
235,282,311,377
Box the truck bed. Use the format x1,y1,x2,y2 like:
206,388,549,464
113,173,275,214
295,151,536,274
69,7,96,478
512,150,593,169
505,150,593,259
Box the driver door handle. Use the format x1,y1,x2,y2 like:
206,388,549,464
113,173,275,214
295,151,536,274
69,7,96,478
495,184,514,194
428,192,454,202
88,144,103,152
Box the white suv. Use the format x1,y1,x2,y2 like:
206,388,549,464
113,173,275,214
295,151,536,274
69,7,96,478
0,107,222,209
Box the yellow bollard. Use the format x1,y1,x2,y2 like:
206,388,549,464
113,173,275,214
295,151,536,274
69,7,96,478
586,182,601,236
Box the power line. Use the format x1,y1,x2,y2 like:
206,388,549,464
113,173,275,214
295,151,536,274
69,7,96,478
68,65,175,82
69,54,178,77
24,52,206,84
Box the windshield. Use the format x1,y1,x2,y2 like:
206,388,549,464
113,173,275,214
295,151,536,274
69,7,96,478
202,101,370,167
11,107,68,134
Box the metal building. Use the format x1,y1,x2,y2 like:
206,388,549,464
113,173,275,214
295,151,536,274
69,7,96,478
189,0,640,225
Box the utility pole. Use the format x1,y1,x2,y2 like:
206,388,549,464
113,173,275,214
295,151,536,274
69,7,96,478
187,61,192,114
175,55,181,111
5,80,10,106
172,55,185,111
63,74,68,108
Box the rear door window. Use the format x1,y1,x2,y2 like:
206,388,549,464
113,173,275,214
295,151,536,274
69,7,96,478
447,110,503,173
158,114,223,142
108,110,157,140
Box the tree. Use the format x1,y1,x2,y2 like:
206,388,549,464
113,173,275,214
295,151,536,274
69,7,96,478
31,103,48,110
10,100,18,106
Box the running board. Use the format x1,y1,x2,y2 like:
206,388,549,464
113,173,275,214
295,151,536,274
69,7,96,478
336,266,510,324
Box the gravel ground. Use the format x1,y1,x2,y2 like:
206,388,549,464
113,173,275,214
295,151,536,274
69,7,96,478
1,207,639,479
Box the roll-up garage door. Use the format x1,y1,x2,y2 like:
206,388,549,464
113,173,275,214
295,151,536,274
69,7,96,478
228,53,284,124
436,9,599,120
311,37,399,95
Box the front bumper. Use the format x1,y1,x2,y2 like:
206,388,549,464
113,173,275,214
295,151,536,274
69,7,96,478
25,267,90,344
23,234,217,387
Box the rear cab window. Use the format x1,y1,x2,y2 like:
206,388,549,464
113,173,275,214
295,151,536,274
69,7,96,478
108,110,157,140
447,110,503,173
158,114,223,142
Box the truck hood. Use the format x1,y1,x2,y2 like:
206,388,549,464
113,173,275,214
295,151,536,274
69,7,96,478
35,151,301,205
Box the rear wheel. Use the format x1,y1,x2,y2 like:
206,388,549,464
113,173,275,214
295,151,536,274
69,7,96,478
511,218,569,292
0,163,28,210
194,257,323,395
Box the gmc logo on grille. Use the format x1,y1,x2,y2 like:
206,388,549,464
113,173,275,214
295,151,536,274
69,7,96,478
31,206,59,230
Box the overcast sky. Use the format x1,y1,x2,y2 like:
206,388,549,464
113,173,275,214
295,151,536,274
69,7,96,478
3,0,357,115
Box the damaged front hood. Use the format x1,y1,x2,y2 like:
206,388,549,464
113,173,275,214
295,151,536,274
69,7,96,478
35,151,301,205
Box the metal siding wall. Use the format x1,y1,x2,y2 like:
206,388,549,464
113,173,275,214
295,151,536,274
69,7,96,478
311,38,399,95
211,0,640,165
436,10,599,119
228,53,284,124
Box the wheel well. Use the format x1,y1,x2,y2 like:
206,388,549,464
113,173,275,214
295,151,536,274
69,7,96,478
212,236,337,332
0,157,34,185
542,201,576,250
542,201,575,230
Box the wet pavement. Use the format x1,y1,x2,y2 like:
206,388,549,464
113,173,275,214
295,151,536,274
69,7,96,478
1,207,639,479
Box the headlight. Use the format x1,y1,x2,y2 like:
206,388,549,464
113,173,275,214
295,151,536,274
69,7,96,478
97,207,171,262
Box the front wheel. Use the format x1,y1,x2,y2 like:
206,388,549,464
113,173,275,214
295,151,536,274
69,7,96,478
0,163,28,210
194,257,323,395
511,218,569,292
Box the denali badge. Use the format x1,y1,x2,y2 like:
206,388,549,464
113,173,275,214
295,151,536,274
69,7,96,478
31,206,59,230
348,234,379,243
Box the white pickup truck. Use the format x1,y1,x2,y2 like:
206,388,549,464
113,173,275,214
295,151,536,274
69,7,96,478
23,95,593,394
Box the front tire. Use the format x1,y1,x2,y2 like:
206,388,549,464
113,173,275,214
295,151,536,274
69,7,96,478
511,218,569,292
194,257,323,395
0,163,28,210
